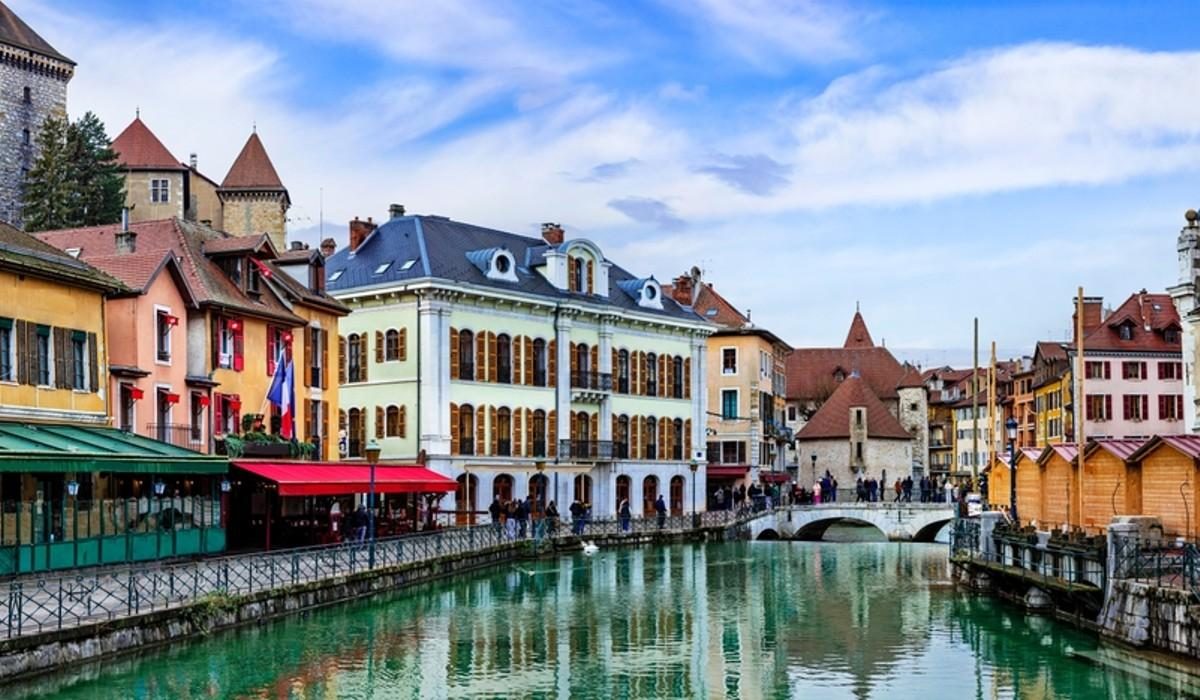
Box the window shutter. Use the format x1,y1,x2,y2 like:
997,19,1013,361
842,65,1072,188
213,393,224,435
210,316,220,372
1158,363,1165,380
338,336,347,383
512,408,522,454
476,332,486,380
548,410,557,457
319,331,328,389
301,328,312,388
487,332,498,382
25,321,38,385
569,410,578,441
476,405,486,455
1086,398,1094,421
1142,395,1149,420
450,403,460,455
659,419,667,459
53,327,66,388
375,406,384,439
548,340,557,386
1158,395,1166,419
375,331,384,364
638,352,646,395
684,358,691,399
231,394,241,434
321,401,329,454
659,359,667,398
14,320,28,385
1104,362,1111,379
358,335,368,381
590,346,598,380
612,348,618,383
586,260,594,294
233,322,245,372
591,412,598,444
1179,395,1185,418
524,337,534,385
1105,395,1112,420
397,405,406,438
449,327,459,380
87,332,98,392
631,415,640,457
612,414,618,447
525,408,534,457
570,342,578,381
490,405,498,455
685,418,692,460
1122,396,1130,420
267,327,277,375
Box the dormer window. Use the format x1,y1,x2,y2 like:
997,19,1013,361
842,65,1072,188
1166,326,1181,344
246,264,261,296
1119,322,1134,341
834,369,846,382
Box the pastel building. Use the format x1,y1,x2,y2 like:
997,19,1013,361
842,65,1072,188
327,213,714,519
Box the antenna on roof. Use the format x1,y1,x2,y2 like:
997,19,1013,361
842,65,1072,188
135,106,140,119
856,300,860,313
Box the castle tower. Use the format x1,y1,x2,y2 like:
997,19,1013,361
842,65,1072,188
217,130,289,249
1169,209,1200,432
110,116,189,222
0,2,74,227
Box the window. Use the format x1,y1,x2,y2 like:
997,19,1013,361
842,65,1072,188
719,441,746,464
1124,394,1149,421
721,389,738,419
1119,323,1134,341
21,128,29,145
646,353,658,395
190,394,204,441
495,255,510,274
35,325,50,385
787,405,797,422
214,393,240,436
373,261,392,275
328,270,344,283
348,333,363,382
1159,362,1183,380
71,332,86,390
22,86,31,104
156,310,174,362
246,263,261,296
571,256,585,292
458,330,475,380
217,317,243,370
855,408,864,427
645,417,657,459
309,327,325,387
385,329,400,361
532,410,547,457
400,259,417,271
855,441,864,462
151,179,169,203
385,405,402,437
617,349,630,393
459,405,475,455
761,350,771,377
156,388,173,440
119,384,136,432
1122,361,1147,380
1085,361,1109,380
672,419,684,460
347,408,364,458
672,356,684,398
722,348,737,375
0,318,12,381
533,338,547,386
496,407,512,456
497,334,512,384
1160,395,1185,421
1086,395,1111,421
615,415,630,458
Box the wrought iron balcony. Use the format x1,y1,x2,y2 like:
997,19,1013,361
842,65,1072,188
558,439,614,461
571,371,613,392
145,423,206,452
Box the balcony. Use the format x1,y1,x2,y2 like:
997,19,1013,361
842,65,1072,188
145,423,206,452
497,439,511,457
571,371,612,402
531,439,546,458
558,439,613,461
459,437,474,457
613,442,629,459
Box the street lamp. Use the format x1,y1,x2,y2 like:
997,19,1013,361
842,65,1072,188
810,454,817,486
365,439,382,567
689,459,699,528
1006,417,1019,525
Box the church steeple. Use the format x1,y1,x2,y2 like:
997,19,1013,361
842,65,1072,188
218,130,290,249
843,309,875,348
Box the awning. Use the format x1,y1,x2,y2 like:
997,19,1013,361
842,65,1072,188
233,460,456,496
759,472,790,484
707,465,749,477
0,422,227,474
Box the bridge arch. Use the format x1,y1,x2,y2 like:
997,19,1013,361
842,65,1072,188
756,528,780,541
912,517,954,543
793,517,887,542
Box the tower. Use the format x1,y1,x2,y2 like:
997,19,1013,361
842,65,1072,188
217,130,289,250
1169,209,1200,432
0,2,73,227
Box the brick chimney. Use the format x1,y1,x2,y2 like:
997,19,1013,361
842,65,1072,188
388,203,405,220
320,237,336,257
115,208,136,254
671,272,695,306
349,216,377,252
541,222,564,245
1073,295,1104,336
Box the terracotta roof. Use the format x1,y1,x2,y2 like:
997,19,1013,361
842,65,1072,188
1129,434,1200,462
1036,341,1067,361
275,248,320,263
201,233,275,256
1084,438,1145,462
1080,291,1180,354
81,251,184,295
843,311,874,348
0,222,124,293
111,118,187,171
688,282,749,327
787,346,911,401
36,218,308,324
0,1,71,63
221,132,286,190
794,374,911,441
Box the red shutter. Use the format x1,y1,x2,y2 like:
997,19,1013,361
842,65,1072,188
1123,396,1131,420
1104,362,1111,379
1159,395,1166,419
1142,395,1149,420
267,327,277,375
232,394,241,433
233,322,245,372
213,392,224,435
1158,363,1165,380
1141,362,1148,380
1179,395,1185,419
1086,397,1093,421
1105,395,1112,421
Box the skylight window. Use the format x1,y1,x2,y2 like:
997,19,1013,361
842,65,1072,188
399,259,417,271
374,261,393,275
705,309,718,317
328,270,344,282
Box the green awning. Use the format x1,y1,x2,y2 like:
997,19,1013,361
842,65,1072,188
0,422,228,474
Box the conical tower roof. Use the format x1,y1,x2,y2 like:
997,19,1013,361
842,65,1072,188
111,117,186,171
0,1,72,63
221,132,285,191
843,311,874,348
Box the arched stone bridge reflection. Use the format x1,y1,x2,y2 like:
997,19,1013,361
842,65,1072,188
748,503,957,542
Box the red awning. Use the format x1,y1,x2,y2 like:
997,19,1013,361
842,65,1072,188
233,461,456,497
707,465,749,477
759,472,790,483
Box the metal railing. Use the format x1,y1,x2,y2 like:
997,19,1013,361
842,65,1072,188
558,439,613,460
0,508,760,640
145,423,204,449
1111,537,1200,601
950,518,1107,590
571,371,613,392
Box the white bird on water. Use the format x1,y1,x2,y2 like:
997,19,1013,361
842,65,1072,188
582,541,599,555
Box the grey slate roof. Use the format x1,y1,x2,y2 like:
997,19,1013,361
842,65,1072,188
326,215,703,322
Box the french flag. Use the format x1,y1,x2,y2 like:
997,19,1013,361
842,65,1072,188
266,345,295,439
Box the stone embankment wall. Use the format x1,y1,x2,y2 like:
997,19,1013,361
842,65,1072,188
1101,580,1200,656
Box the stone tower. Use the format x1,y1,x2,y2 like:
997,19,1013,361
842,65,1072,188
0,2,73,227
218,130,289,250
1169,209,1200,432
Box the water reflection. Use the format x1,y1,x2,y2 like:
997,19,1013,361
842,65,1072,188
15,542,1178,699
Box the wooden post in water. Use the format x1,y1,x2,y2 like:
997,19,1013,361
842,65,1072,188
1076,286,1086,531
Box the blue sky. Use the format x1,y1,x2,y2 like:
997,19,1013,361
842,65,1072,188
17,0,1200,365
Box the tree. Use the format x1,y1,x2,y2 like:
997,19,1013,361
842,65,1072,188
22,112,125,232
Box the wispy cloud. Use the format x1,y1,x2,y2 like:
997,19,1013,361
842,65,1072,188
575,159,642,182
608,197,686,230
694,153,791,195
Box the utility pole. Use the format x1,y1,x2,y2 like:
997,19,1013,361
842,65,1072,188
1076,287,1086,531
973,317,979,491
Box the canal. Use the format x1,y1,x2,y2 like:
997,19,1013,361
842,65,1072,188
9,537,1193,699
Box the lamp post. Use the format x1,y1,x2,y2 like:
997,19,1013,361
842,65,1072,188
1006,417,1019,525
365,439,381,568
66,479,79,563
810,454,817,486
689,459,699,529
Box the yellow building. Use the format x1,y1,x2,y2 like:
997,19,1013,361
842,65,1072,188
1032,341,1072,447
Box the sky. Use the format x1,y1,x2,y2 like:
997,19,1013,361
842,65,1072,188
15,0,1200,367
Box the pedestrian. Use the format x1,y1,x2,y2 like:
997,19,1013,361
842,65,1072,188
353,504,368,542
545,500,559,535
715,488,725,511
505,500,518,539
903,476,912,503
489,496,502,534
517,496,530,538
945,479,954,504
813,479,822,504
655,495,667,529
619,498,632,532
569,499,584,535
830,477,838,503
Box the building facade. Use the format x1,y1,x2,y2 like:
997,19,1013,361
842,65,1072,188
0,5,73,227
1169,209,1200,432
328,215,713,519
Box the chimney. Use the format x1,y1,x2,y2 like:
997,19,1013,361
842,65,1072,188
1073,295,1104,336
348,216,377,252
289,241,305,251
189,153,197,169
671,271,695,306
541,222,564,245
320,237,337,257
115,208,136,254
388,203,406,220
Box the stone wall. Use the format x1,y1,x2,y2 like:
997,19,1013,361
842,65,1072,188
0,52,71,226
898,386,929,473
1100,580,1200,657
220,193,287,250
797,438,912,499
123,170,185,222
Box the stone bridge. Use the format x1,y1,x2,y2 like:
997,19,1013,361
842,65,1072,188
746,503,957,542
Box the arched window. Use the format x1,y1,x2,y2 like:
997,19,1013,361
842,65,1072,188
645,416,658,460
496,407,512,456
385,329,400,361
456,474,478,525
493,473,513,501
529,474,548,515
459,330,475,380
497,334,512,383
347,333,362,382
577,412,591,458
572,256,585,293
616,415,630,459
459,404,475,455
672,356,684,398
347,408,364,458
533,409,547,457
576,342,590,385
385,405,400,437
574,474,592,506
646,353,658,396
616,475,631,511
617,349,630,393
643,475,659,515
533,338,547,386
670,476,685,516
672,418,684,460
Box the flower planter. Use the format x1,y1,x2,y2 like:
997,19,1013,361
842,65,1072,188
241,443,293,458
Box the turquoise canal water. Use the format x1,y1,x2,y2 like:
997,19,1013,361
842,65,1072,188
11,539,1192,699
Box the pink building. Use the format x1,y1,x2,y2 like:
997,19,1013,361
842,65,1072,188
1075,291,1184,440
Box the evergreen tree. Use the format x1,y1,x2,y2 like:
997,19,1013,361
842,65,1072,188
65,112,124,227
21,115,73,232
